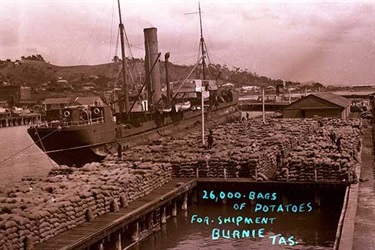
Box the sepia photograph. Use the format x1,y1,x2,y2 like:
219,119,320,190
0,0,374,249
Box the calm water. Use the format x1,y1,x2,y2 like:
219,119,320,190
131,202,341,250
0,126,56,189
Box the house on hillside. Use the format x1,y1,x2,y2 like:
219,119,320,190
282,92,351,119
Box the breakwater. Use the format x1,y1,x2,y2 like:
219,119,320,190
0,116,363,249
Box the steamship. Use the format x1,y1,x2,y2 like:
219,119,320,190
27,2,240,167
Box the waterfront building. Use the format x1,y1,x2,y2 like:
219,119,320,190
282,92,351,119
0,85,32,106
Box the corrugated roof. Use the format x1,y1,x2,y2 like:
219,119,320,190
42,97,72,105
74,96,102,105
310,92,351,108
332,91,375,97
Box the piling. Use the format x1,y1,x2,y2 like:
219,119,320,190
171,200,177,217
115,233,121,250
161,206,167,224
315,190,321,207
182,193,188,211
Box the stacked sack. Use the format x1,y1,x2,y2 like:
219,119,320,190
277,118,362,182
119,117,321,180
0,161,171,248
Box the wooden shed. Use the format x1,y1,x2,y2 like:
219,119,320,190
282,92,351,119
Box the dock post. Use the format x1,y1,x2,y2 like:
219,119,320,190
147,213,152,229
172,200,177,217
5,118,8,127
222,197,227,205
98,241,104,250
314,166,318,182
314,190,321,207
161,206,167,224
196,167,199,179
182,193,188,211
131,221,139,242
282,194,288,205
250,198,256,206
115,232,121,250
192,189,197,204
224,168,227,181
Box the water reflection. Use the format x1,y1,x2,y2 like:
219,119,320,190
131,203,340,250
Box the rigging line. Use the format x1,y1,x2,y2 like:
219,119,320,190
210,53,238,69
108,0,115,62
130,44,144,50
115,29,120,56
172,56,203,100
78,6,106,65
32,141,112,154
173,54,197,64
196,41,202,78
0,126,122,160
126,61,136,87
203,42,213,76
126,53,161,115
123,27,134,58
34,127,55,168
0,127,60,166
123,31,141,86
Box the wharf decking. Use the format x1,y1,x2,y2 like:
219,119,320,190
35,178,196,250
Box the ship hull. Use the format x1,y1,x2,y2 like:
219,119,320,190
28,101,240,167
28,122,117,166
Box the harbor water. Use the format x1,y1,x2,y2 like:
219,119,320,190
0,126,55,189
130,201,342,250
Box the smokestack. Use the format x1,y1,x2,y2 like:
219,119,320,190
144,27,161,109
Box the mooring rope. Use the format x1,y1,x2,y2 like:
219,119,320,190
34,126,56,168
0,127,60,166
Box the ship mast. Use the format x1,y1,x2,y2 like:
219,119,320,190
198,2,206,81
198,2,207,146
117,0,129,120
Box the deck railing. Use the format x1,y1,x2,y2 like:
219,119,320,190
45,117,105,128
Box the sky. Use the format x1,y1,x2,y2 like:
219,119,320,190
0,0,374,86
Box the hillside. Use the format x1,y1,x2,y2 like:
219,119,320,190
0,56,320,101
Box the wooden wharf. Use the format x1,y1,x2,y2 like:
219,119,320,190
36,178,196,250
0,113,41,127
